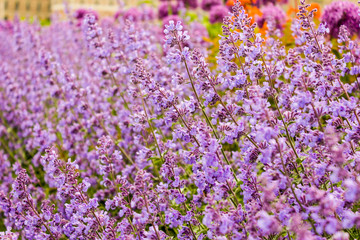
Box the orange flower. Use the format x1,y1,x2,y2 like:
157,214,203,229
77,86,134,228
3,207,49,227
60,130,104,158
242,0,255,5
226,0,256,7
287,3,321,19
308,3,321,19
245,5,262,24
258,21,268,36
287,6,298,17
226,0,235,6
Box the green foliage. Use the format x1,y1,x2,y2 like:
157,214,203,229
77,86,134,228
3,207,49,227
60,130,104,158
0,213,5,231
40,19,51,26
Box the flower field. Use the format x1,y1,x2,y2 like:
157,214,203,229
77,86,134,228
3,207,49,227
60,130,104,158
1,0,360,239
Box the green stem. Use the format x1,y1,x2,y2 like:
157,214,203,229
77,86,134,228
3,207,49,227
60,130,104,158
141,95,164,164
177,39,240,181
143,195,162,240
104,57,132,113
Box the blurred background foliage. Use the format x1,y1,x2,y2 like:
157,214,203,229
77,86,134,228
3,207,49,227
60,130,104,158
1,0,359,77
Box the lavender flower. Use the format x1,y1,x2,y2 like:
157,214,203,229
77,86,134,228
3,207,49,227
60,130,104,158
162,15,184,34
0,1,360,239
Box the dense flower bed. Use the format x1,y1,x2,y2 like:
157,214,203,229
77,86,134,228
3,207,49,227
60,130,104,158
1,0,360,239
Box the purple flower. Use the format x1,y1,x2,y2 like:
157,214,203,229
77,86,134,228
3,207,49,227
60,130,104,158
158,2,181,19
201,0,222,11
2,1,360,239
343,178,360,202
116,6,155,21
74,9,99,21
209,5,229,24
163,17,189,47
257,4,286,30
321,0,360,38
0,20,13,32
257,211,281,235
255,0,288,7
182,0,198,9
162,15,183,34
0,227,19,239
123,7,141,22
140,6,155,21
332,231,350,240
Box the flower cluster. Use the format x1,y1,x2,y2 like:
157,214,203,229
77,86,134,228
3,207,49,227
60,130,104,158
1,0,360,239
321,0,360,38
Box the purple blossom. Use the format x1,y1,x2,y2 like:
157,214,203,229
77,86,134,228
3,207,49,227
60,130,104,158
201,0,222,11
0,1,360,239
123,7,141,22
257,4,287,30
74,8,99,21
321,0,360,38
158,2,181,19
209,5,229,24
182,0,198,8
